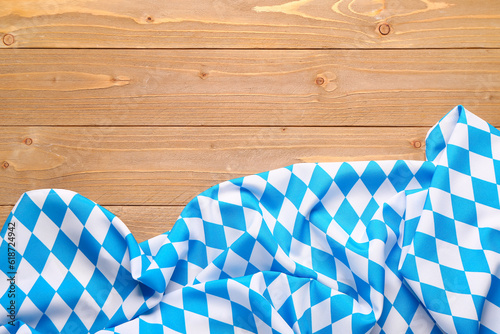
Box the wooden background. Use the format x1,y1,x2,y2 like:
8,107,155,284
1,0,499,242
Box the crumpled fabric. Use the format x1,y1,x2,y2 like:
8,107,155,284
1,105,500,333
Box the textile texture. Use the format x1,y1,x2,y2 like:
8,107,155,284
1,106,500,333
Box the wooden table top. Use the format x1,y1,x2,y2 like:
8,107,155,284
1,0,499,242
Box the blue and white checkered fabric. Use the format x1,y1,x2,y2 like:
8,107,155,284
1,105,499,333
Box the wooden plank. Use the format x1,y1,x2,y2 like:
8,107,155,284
108,205,183,242
1,49,499,127
1,0,499,48
0,207,11,235
0,205,183,243
0,126,427,206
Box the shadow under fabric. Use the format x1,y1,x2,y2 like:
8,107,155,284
1,105,500,333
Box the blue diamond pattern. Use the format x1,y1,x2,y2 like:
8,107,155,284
0,105,499,333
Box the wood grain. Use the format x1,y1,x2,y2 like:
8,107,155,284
1,49,499,127
108,205,183,242
0,205,183,243
1,0,499,248
0,126,426,206
1,0,499,48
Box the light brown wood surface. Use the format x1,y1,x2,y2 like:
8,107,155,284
0,49,499,127
0,0,499,48
1,0,499,242
0,126,427,205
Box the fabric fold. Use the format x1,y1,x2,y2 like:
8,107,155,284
1,105,500,333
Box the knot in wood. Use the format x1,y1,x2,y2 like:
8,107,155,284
315,77,325,86
378,23,391,36
3,34,14,46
